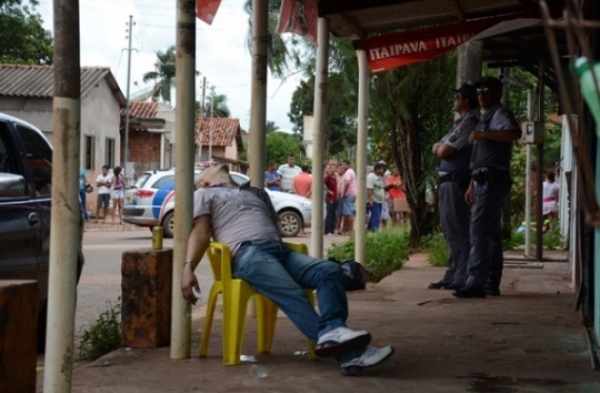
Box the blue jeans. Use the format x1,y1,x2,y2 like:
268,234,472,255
79,189,89,220
325,201,338,234
367,202,382,232
232,241,364,361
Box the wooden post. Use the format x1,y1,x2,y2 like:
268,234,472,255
0,281,38,393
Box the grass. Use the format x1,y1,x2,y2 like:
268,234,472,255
78,300,121,360
327,226,410,282
421,232,450,267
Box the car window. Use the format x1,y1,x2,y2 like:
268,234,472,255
16,124,52,197
230,173,248,186
134,173,152,189
0,122,18,175
151,174,174,189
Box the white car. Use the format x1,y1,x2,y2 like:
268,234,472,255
124,169,313,237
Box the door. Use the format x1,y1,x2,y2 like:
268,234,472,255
0,121,41,285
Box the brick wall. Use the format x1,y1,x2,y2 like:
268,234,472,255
127,131,162,167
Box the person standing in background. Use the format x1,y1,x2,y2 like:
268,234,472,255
79,165,89,221
293,164,312,198
111,166,126,225
366,163,386,232
324,163,339,235
385,168,407,226
95,165,112,224
278,154,302,193
264,160,282,191
340,160,357,235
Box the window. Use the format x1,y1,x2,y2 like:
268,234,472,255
151,175,174,190
16,125,53,197
105,138,115,169
85,136,95,170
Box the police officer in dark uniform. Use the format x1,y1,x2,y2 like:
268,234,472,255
428,84,479,291
453,76,521,298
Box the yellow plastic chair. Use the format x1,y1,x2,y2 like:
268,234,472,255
199,241,317,365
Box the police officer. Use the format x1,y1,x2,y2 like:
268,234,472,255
453,76,521,298
428,84,479,291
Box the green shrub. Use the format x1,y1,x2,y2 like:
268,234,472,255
421,232,450,267
79,300,121,360
327,227,410,282
503,222,563,251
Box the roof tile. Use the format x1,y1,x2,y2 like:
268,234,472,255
194,118,241,148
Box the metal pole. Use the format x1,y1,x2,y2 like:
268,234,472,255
208,85,215,161
310,17,329,258
525,90,533,257
198,76,206,160
124,15,134,169
536,63,545,262
354,49,369,264
43,0,80,391
170,0,195,360
248,0,268,187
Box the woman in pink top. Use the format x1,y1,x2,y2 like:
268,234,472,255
111,166,126,224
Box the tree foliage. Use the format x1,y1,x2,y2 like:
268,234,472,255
370,53,457,248
143,46,176,104
200,93,231,118
265,131,303,165
0,0,53,64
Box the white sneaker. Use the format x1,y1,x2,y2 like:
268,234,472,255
340,345,395,376
315,327,371,358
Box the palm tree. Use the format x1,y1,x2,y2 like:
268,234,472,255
203,93,231,118
142,46,176,103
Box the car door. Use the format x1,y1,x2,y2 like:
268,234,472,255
15,123,54,301
0,121,41,287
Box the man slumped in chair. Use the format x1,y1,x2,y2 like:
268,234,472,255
181,164,394,376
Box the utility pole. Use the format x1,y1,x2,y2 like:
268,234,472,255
170,0,196,360
43,0,81,390
208,84,216,162
123,15,137,180
197,76,207,161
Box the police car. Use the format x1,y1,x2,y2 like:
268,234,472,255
123,168,313,237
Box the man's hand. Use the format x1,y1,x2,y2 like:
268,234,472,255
468,131,483,144
432,142,441,154
181,264,201,305
465,183,474,205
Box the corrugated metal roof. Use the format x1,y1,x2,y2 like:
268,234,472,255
122,101,159,119
194,118,242,149
0,64,126,106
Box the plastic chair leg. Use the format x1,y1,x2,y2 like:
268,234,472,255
256,296,278,354
199,284,221,358
305,289,318,361
223,282,253,365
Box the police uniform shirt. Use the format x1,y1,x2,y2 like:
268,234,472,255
438,109,479,174
471,103,519,171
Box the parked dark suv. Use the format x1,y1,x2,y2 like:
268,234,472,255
0,113,84,350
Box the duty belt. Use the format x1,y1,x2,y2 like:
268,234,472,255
438,172,470,186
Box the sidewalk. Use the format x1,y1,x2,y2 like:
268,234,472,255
40,253,599,393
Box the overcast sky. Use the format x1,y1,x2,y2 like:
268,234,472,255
37,0,302,131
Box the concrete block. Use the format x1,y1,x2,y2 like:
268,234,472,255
121,248,173,348
0,280,38,393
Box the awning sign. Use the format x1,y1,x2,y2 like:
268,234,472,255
276,0,318,46
197,0,222,26
363,15,527,73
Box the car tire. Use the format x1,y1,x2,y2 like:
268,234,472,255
162,211,174,238
278,210,302,237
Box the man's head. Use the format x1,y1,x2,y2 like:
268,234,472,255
341,159,351,171
287,154,296,167
301,164,310,173
476,77,503,111
452,83,479,113
547,171,556,183
101,165,109,175
196,164,235,188
328,163,338,174
374,162,386,176
267,160,277,171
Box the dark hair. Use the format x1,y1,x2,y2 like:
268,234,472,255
547,172,555,182
301,164,310,172
374,163,385,171
342,159,351,165
113,166,122,176
268,160,277,167
288,154,296,159
102,165,109,170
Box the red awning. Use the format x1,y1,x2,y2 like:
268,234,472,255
362,13,535,73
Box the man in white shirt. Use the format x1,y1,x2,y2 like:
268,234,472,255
278,154,302,193
95,165,112,223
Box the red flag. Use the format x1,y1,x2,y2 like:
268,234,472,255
276,0,318,46
363,13,536,73
197,0,222,26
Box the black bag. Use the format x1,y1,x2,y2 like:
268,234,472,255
337,260,367,291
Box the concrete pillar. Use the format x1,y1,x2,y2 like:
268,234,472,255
457,40,483,86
